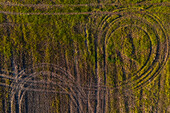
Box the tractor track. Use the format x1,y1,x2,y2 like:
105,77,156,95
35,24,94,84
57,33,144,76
9,63,87,113
0,1,169,16
0,10,169,16
0,1,169,8
95,8,168,89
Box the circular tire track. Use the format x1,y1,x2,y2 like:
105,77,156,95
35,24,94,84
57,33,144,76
10,63,86,113
96,7,169,89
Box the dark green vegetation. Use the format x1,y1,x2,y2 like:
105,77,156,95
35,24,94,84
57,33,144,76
0,0,169,113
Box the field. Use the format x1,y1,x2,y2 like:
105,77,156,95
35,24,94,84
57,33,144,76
0,0,169,113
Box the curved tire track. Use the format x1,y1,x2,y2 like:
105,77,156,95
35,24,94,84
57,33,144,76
10,63,86,113
96,8,168,89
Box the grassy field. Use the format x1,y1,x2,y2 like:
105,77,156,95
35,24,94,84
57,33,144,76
0,0,169,113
